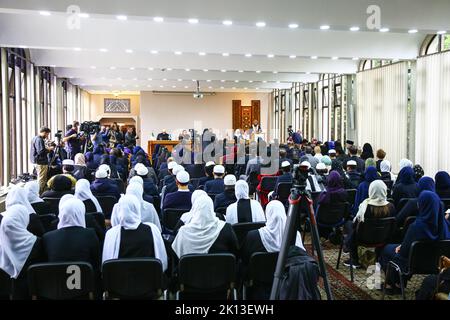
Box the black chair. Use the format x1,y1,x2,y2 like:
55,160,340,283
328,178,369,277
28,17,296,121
207,193,216,202
345,189,357,207
96,195,117,219
232,222,266,247
247,171,259,195
441,198,450,210
37,214,59,232
397,198,416,212
243,252,278,300
383,240,450,300
113,179,125,194
345,217,397,282
274,182,292,204
162,208,187,233
102,258,165,299
215,207,227,221
190,178,200,189
86,212,106,233
27,262,95,300
256,176,278,202
0,269,11,300
42,197,61,215
402,216,416,237
177,254,237,300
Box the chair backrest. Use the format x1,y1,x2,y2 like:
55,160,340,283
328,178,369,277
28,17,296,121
346,189,357,206
397,198,416,212
215,207,227,216
37,214,59,232
0,269,11,300
355,217,397,247
113,179,125,194
42,197,61,215
232,222,266,247
260,176,278,192
96,195,117,219
275,182,292,201
178,254,236,298
85,212,106,232
190,178,200,189
248,252,278,286
207,193,216,201
408,240,450,275
162,208,187,232
247,171,259,194
402,216,416,237
186,164,205,179
27,262,95,300
440,198,450,210
102,258,163,299
316,202,349,227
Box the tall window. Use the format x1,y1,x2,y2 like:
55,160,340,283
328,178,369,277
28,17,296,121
302,87,309,139
421,34,450,56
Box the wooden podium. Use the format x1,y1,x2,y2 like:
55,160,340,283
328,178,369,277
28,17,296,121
147,140,180,156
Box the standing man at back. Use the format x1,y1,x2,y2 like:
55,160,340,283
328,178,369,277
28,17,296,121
30,126,54,195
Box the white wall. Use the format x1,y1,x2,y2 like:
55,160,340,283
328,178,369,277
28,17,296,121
140,91,270,150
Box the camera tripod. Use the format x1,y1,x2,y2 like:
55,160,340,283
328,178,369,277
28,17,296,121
270,185,334,300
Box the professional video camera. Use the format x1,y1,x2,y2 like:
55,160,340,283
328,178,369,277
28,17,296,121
80,121,101,135
292,164,309,190
54,130,63,140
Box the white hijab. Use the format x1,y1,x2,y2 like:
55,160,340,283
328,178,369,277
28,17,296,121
74,179,102,213
172,195,226,258
5,185,36,214
129,175,144,186
399,158,413,171
180,190,207,224
74,153,86,166
0,205,37,278
126,183,161,231
102,195,167,270
380,160,391,173
235,180,250,200
355,180,389,223
58,197,86,229
24,181,44,204
259,200,305,252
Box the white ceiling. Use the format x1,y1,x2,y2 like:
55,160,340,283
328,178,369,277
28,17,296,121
0,0,447,93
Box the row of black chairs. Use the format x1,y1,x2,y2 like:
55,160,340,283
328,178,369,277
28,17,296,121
43,195,117,218
0,252,278,300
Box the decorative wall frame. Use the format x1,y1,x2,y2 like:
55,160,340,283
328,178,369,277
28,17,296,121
104,98,131,113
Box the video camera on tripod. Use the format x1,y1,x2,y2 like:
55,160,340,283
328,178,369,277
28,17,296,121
79,121,101,136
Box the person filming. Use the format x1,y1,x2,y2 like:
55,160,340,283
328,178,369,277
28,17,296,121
30,126,54,195
63,121,85,159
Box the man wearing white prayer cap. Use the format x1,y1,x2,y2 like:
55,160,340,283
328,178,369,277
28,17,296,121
198,161,215,188
299,161,325,193
165,164,193,194
214,174,238,210
46,159,77,190
270,160,293,200
133,163,159,201
90,167,121,200
204,165,226,195
345,160,362,189
162,170,193,211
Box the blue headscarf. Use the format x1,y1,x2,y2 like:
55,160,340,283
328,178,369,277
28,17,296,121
418,176,435,194
364,166,379,183
328,141,335,150
414,191,450,241
435,171,450,191
352,166,379,215
397,166,416,185
116,144,124,151
93,145,104,155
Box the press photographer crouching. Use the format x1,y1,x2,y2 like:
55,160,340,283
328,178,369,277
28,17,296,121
30,126,54,195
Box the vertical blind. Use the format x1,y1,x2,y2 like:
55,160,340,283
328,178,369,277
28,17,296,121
356,62,409,173
415,51,450,176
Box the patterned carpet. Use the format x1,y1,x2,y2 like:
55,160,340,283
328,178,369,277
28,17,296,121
303,236,425,300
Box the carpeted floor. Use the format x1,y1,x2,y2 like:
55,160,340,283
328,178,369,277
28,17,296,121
303,236,425,300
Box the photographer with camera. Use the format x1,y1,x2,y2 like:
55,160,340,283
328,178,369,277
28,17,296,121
124,126,138,148
30,126,54,195
63,121,85,160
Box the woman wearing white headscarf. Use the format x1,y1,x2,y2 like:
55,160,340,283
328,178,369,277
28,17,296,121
129,175,144,186
75,179,103,213
178,190,208,226
24,181,52,215
0,205,45,299
399,158,413,171
343,180,396,268
73,153,87,180
172,195,239,259
3,185,45,237
42,197,101,284
225,180,266,224
126,183,161,231
102,195,167,271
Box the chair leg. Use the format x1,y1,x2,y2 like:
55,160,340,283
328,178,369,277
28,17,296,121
242,285,247,300
176,291,180,300
382,264,389,300
336,240,344,270
349,251,354,282
398,270,406,300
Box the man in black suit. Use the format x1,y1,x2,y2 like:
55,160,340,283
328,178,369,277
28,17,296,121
343,145,365,173
156,129,170,140
214,175,237,210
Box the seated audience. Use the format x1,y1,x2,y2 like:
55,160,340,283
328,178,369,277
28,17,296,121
125,182,161,231
352,166,379,216
214,175,238,211
103,195,167,271
198,161,216,188
41,174,74,199
135,164,159,198
226,180,266,224
204,165,226,195
175,190,208,232
392,166,419,208
376,149,387,172
379,160,394,189
271,161,293,199
90,168,120,200
435,171,450,199
414,164,425,182
73,153,87,180
0,205,45,299
163,171,193,211
344,145,365,173
74,179,103,213
345,160,362,189
46,159,77,190
24,181,52,215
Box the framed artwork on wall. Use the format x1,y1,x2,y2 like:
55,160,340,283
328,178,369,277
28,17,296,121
104,98,131,113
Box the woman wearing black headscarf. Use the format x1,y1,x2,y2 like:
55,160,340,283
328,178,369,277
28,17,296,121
360,143,374,161
392,167,419,208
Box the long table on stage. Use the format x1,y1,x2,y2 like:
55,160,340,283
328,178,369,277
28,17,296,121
147,140,180,157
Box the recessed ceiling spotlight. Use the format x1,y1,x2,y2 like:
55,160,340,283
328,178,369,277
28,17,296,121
206,80,211,82
379,27,390,32
332,56,339,60
177,79,182,81
148,67,154,71
125,49,133,53
256,70,261,73
255,21,266,28
249,80,253,83
288,23,299,29
110,66,116,70
116,15,127,21
99,48,108,52
147,85,151,88
306,72,311,74
320,25,330,30
276,81,280,84
437,30,447,35
133,78,137,81
220,86,224,89
203,69,208,72
232,87,236,89
74,47,82,51
153,17,164,22
163,78,167,81
238,70,244,73
160,85,164,88
185,68,191,71
130,67,135,70
267,54,275,58
235,80,239,83
255,87,259,90
408,29,418,34
147,78,152,81
90,66,96,69
184,86,189,89
188,18,199,24
221,80,225,82
150,50,158,54
39,11,51,16
222,53,229,57
245,53,252,57
352,57,359,60
222,20,233,26
79,13,90,18
208,86,213,89
349,26,360,31
199,52,206,56
244,87,248,90
174,51,182,55
167,68,173,71
262,80,267,83
221,69,227,73
311,56,318,59
273,71,278,74
289,55,297,59
172,85,177,88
